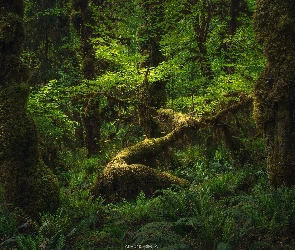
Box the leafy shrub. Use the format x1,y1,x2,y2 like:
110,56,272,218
27,80,76,146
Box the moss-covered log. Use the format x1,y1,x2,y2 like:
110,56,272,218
91,124,194,203
92,95,253,203
92,160,190,203
253,0,295,187
0,0,60,219
154,94,254,167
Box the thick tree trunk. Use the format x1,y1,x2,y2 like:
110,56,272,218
0,0,60,218
253,0,295,186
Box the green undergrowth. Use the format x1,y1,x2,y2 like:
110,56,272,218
1,147,295,250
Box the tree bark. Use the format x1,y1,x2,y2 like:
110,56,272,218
222,0,240,74
72,0,101,157
0,0,60,219
253,0,295,186
137,0,167,138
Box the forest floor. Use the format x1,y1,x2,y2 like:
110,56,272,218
1,145,295,250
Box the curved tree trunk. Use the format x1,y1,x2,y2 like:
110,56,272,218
0,0,60,218
92,95,252,203
91,118,193,203
253,0,295,186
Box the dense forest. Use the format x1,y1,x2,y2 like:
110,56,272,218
1,0,295,249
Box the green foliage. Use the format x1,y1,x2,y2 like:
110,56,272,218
132,221,190,249
2,0,295,249
28,80,76,145
24,0,79,86
0,191,18,242
2,145,295,249
172,145,233,183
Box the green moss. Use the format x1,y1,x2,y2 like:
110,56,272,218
253,0,295,128
115,132,175,166
0,84,60,218
92,162,189,203
0,55,30,85
253,0,295,186
1,160,60,218
253,69,273,128
0,12,25,56
0,1,60,219
92,107,194,203
0,12,23,43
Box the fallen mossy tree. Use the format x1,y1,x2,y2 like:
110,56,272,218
91,127,194,203
92,93,254,203
91,160,190,203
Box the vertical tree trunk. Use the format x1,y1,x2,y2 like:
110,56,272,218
0,0,60,218
82,96,101,157
253,0,295,186
71,0,101,157
222,0,240,74
197,41,214,80
137,0,167,138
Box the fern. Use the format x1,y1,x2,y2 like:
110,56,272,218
132,221,191,249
